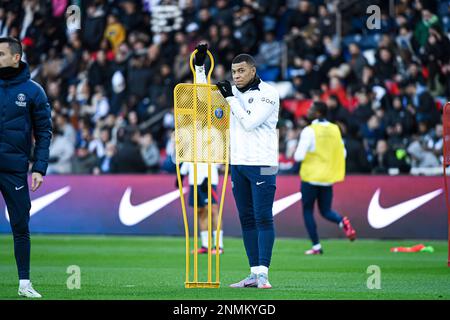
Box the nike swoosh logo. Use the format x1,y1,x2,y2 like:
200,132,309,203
119,187,188,226
273,192,302,216
5,186,71,221
368,188,443,229
256,181,265,186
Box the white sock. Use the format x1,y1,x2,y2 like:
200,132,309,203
250,267,259,275
258,266,269,275
339,221,344,228
313,243,322,251
213,230,223,248
200,231,209,248
19,279,30,288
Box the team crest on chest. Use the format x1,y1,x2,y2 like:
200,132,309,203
16,93,27,107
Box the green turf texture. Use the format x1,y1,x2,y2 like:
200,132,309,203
1,235,449,300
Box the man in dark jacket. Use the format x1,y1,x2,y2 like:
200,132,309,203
0,37,52,298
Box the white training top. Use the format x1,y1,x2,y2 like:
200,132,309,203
195,66,280,166
180,162,219,186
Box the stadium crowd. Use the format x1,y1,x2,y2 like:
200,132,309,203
0,0,448,175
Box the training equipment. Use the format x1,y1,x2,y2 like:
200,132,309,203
390,244,425,252
420,246,434,253
443,102,450,267
174,49,230,288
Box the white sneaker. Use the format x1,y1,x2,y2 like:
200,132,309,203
18,283,42,298
257,273,272,289
229,273,258,288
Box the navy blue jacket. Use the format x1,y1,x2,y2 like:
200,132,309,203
0,62,52,175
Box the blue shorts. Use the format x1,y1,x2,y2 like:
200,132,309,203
189,185,218,207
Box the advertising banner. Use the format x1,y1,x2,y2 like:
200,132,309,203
0,175,445,239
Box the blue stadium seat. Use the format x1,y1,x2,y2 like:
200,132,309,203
259,67,280,82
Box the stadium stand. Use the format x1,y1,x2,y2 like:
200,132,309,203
1,0,447,175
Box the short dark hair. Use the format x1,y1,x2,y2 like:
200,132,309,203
0,37,22,58
232,54,256,67
313,101,328,117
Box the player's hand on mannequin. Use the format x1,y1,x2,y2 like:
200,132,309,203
194,43,208,66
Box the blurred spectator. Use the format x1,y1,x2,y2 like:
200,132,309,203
104,13,126,54
385,95,415,136
127,53,152,100
374,47,397,82
352,89,374,125
371,139,406,174
82,2,107,52
325,94,352,128
286,0,311,32
414,7,440,48
110,129,146,173
88,50,111,94
294,56,320,99
47,126,75,174
140,132,160,172
233,5,259,54
338,121,371,173
0,0,445,176
173,43,191,82
424,123,444,163
348,43,368,83
404,80,440,127
72,142,99,174
89,127,111,159
361,114,385,155
89,86,110,123
422,25,450,96
54,113,77,146
255,31,282,73
407,138,440,168
99,142,117,174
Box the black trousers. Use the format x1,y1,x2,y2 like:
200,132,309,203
0,172,31,279
301,181,343,245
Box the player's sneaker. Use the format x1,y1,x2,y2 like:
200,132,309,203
18,283,42,298
305,248,323,255
257,273,272,289
211,247,223,255
229,273,257,288
191,246,208,254
342,216,356,241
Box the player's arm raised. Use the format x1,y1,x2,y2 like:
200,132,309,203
194,43,208,84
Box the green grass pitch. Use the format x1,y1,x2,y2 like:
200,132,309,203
0,235,449,300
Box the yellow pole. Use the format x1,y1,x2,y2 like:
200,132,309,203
190,48,199,283
173,84,191,287
184,49,227,287
215,163,228,283
207,78,212,284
